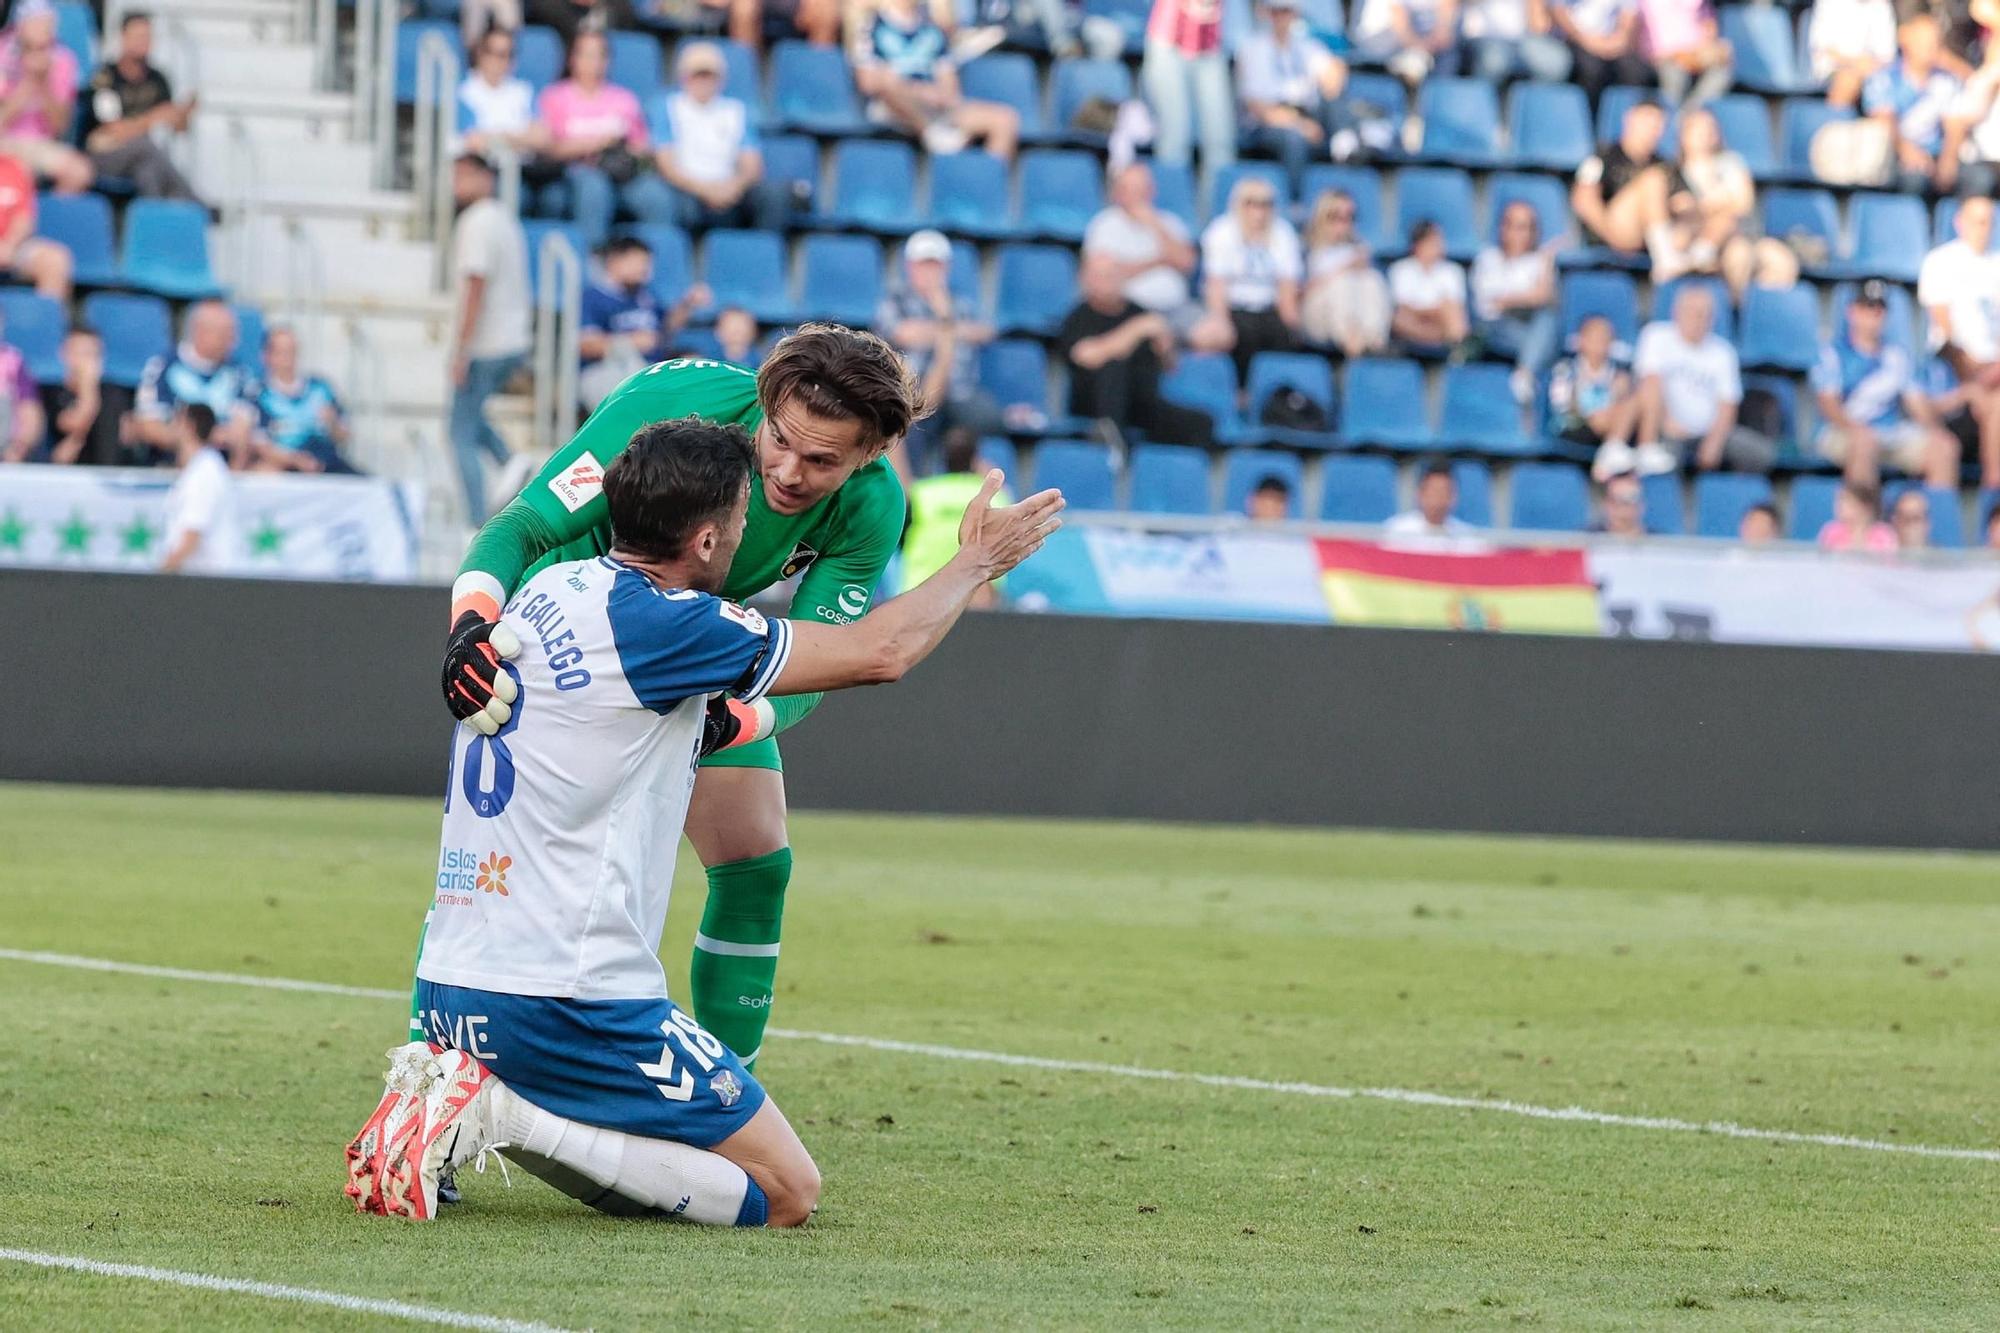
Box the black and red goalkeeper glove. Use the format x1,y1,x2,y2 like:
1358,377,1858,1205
442,610,521,735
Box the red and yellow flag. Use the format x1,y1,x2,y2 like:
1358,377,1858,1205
1314,539,1601,634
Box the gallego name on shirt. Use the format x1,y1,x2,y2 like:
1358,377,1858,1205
511,587,594,690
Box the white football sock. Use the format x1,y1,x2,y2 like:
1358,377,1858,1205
491,1080,761,1226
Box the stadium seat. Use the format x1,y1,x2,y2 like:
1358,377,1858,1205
702,229,795,323
960,54,1046,141
1722,5,1805,93
1559,270,1640,345
1020,150,1103,242
1486,173,1571,253
994,244,1076,335
1763,188,1840,265
1739,283,1820,371
1695,472,1777,539
1509,462,1589,531
396,20,461,105
0,290,64,384
513,24,562,90
1418,78,1503,166
1780,98,1849,180
1340,358,1432,448
84,292,171,387
769,42,866,134
826,140,917,230
521,218,584,300
1050,59,1132,138
1299,164,1387,251
1507,82,1592,170
760,135,819,214
1160,353,1241,436
1640,472,1686,534
1743,373,1800,455
1223,449,1304,516
1032,439,1117,510
1211,161,1291,217
1439,364,1533,454
53,1,94,70
1344,71,1408,127
973,435,1018,478
799,233,881,324
1148,159,1199,231
716,38,760,108
34,192,117,287
978,339,1052,420
1784,474,1839,540
948,241,981,306
1849,194,1928,283
608,30,662,98
1243,351,1337,447
1452,460,1494,526
927,151,1015,238
1656,275,1735,341
624,223,694,305
231,303,267,370
1320,454,1400,524
119,200,219,300
1130,443,1214,514
1082,0,1152,47
1394,168,1478,259
1705,95,1777,179
1595,85,1650,145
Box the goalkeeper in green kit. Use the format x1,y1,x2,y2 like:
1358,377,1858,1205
426,324,922,1075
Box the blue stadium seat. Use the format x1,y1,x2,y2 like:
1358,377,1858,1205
608,30,662,98
1722,5,1805,93
1419,78,1503,166
625,223,694,305
514,25,562,90
1559,270,1640,345
1160,353,1241,436
948,242,981,306
231,303,267,371
1440,364,1532,454
1223,449,1304,517
1781,98,1849,179
1344,71,1408,127
1695,472,1777,538
1739,283,1820,370
973,436,1018,478
1486,173,1570,252
760,135,819,214
1743,373,1800,455
84,292,171,387
1595,85,1651,145
520,219,584,302
1211,161,1291,218
119,200,218,300
978,339,1052,420
1394,168,1478,259
994,244,1076,335
1020,150,1102,242
396,20,461,105
1033,439,1118,510
1050,59,1131,137
1849,193,1928,283
1148,159,1199,231
927,151,1014,238
769,41,866,133
1083,0,1152,47
1763,188,1840,262
1655,275,1735,341
826,140,917,230
716,38,760,110
1510,462,1589,531
53,1,94,70
1507,82,1591,170
1319,454,1399,524
1452,460,1494,526
799,233,881,324
0,290,64,384
1706,94,1777,179
1640,472,1686,534
702,229,794,322
1340,358,1432,448
960,54,1046,140
1243,351,1337,446
1299,164,1387,251
1130,443,1213,514
34,192,117,287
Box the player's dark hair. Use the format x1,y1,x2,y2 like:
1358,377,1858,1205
757,322,926,456
182,403,216,443
605,417,755,561
122,10,152,29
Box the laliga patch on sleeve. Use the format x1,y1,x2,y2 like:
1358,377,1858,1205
546,455,605,512
718,601,769,635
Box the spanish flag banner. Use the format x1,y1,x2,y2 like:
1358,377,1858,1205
1314,539,1602,634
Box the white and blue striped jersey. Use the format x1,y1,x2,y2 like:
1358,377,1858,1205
418,556,793,1002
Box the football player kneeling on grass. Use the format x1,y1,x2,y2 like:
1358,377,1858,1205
346,417,1061,1226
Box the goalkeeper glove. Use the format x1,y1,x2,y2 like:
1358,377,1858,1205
698,695,777,757
442,610,521,737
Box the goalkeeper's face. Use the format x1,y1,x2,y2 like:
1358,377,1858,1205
755,396,874,516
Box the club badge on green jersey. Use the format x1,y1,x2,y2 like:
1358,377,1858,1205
779,543,819,579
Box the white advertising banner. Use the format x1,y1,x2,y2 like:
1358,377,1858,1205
1079,526,1330,622
0,463,424,582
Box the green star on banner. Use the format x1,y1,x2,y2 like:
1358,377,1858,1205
0,508,27,552
250,515,286,557
120,514,158,556
58,511,95,554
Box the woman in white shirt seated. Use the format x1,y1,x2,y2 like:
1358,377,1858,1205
1190,177,1304,381
456,26,546,159
1470,200,1558,402
1386,219,1468,355
1300,188,1391,358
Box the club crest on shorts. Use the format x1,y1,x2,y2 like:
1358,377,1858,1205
710,1070,743,1107
779,542,819,579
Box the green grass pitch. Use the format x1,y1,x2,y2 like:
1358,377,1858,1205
2,782,1997,1329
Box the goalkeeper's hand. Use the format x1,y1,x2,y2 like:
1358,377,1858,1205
443,610,521,736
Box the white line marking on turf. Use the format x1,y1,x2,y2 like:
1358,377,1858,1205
0,1249,573,1333
6,947,1997,1165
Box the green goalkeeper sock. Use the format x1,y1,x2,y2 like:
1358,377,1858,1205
689,848,791,1071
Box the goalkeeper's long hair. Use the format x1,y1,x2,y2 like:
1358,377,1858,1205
603,419,755,562
757,322,928,455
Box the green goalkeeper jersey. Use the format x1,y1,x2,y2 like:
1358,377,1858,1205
454,357,907,731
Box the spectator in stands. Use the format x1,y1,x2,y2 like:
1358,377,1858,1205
1622,283,1775,477
1388,220,1468,355
1737,500,1778,543
45,328,101,464
527,0,636,49
724,0,841,51
1811,281,1957,488
714,305,758,364
1057,251,1214,446
0,2,89,193
450,151,535,523
1986,503,2000,550
1571,102,1678,264
1300,187,1390,357
0,306,42,462
255,326,357,474
578,234,707,407
1864,15,1963,193
1461,0,1573,84
1549,313,1639,450
1237,0,1358,193
1141,0,1236,170
458,25,544,160
1352,0,1462,84
1918,195,2000,489
1084,162,1201,332
1590,469,1646,536
641,41,788,231
1809,0,1897,108
1890,486,1932,548
159,405,237,574
1818,479,1899,550
1549,0,1649,98
1190,176,1302,380
878,229,1000,472
1639,0,1733,105
0,148,68,299
1246,472,1295,520
532,30,654,250
1384,459,1476,537
851,0,1020,160
131,301,256,464
1941,39,2000,197
1471,200,1558,403
1661,106,1757,287
79,11,201,202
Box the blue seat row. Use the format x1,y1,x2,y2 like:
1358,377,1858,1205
34,196,217,300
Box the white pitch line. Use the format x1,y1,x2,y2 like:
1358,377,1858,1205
0,1249,575,1333
5,947,1997,1164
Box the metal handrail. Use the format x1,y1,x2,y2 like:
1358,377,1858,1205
351,0,397,185
223,117,261,294
413,30,460,277
531,231,583,459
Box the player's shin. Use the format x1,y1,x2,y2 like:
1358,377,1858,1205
690,848,791,1070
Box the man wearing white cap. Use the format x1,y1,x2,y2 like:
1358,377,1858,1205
637,41,788,232
875,229,1002,471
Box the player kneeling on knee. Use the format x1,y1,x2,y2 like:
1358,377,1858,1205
347,417,1061,1226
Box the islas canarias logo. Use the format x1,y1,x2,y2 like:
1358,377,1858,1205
476,853,512,896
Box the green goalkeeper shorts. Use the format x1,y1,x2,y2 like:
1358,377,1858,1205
699,733,783,773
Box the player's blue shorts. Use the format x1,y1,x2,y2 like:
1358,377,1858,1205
415,981,767,1149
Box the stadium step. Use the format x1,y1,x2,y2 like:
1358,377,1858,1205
160,11,301,46
194,124,375,197
200,88,354,134
189,39,318,95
